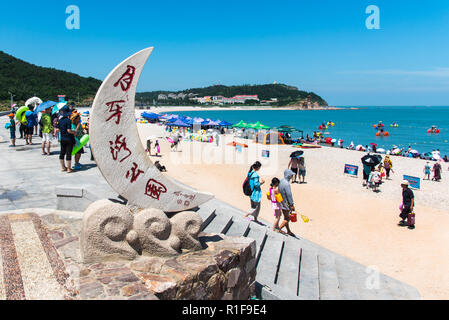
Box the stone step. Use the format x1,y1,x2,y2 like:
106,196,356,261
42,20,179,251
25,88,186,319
224,219,250,237
255,232,284,289
276,238,301,296
334,256,361,300
245,225,267,262
318,253,342,300
201,211,233,235
298,248,320,300
196,206,216,231
379,274,420,300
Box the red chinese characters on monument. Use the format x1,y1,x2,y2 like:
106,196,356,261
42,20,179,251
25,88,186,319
105,100,125,125
145,179,167,201
113,65,136,92
126,162,144,184
109,134,132,163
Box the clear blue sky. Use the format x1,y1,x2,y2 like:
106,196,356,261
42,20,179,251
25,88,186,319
2,0,449,106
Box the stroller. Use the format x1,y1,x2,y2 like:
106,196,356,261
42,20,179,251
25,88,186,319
367,170,381,192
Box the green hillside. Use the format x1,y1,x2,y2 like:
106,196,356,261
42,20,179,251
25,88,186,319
137,84,328,107
0,51,101,108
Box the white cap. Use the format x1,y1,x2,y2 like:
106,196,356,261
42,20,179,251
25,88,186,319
401,180,409,186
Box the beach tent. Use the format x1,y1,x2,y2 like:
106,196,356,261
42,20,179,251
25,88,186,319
141,112,161,120
255,132,285,145
167,119,190,127
232,120,248,128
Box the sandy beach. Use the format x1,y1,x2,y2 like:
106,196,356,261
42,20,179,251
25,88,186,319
136,118,449,300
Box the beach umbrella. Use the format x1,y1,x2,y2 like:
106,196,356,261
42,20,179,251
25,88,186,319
218,120,233,126
410,150,419,154
11,103,17,109
35,101,57,114
361,154,382,167
392,148,402,155
25,97,43,107
167,119,190,127
356,145,365,151
52,102,67,115
290,151,304,158
377,148,386,154
370,143,377,146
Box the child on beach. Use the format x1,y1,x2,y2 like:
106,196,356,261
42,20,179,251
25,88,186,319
383,156,393,179
7,113,16,147
155,140,160,156
267,178,285,234
424,162,431,180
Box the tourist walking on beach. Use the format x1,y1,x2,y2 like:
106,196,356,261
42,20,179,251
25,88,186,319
41,106,53,155
146,138,152,155
362,163,371,187
424,162,431,180
71,112,84,170
288,156,300,184
298,157,306,183
399,180,415,230
155,140,160,156
243,161,264,223
57,106,76,173
432,162,442,181
383,156,393,179
268,178,285,234
278,169,296,237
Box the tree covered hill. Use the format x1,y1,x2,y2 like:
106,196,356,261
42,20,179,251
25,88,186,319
136,83,328,107
0,51,101,103
0,51,327,109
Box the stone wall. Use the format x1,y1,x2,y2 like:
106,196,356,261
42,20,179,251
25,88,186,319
41,212,257,300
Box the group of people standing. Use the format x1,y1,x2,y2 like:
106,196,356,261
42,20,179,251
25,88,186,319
7,102,89,174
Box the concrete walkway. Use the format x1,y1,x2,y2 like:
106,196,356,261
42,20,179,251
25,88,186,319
0,116,117,212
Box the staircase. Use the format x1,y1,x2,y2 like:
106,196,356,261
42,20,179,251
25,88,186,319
195,198,421,300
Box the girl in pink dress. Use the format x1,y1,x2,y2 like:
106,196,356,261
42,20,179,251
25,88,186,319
268,178,285,234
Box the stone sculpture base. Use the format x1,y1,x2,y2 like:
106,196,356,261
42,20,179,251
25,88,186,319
0,211,256,300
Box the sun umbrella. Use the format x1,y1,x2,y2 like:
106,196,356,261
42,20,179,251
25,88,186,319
410,150,419,154
25,97,43,107
167,119,190,127
290,151,304,158
356,145,365,151
361,154,382,166
52,102,67,115
370,143,377,146
35,101,57,114
376,148,386,154
218,120,233,126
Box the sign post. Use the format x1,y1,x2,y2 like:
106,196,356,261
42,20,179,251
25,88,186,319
403,175,421,190
344,164,359,177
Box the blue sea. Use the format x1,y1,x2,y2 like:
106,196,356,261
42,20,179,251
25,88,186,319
170,106,449,156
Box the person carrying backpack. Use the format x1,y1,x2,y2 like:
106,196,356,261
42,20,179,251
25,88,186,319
243,161,264,223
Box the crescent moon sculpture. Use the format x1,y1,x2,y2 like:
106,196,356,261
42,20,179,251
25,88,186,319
90,47,213,212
